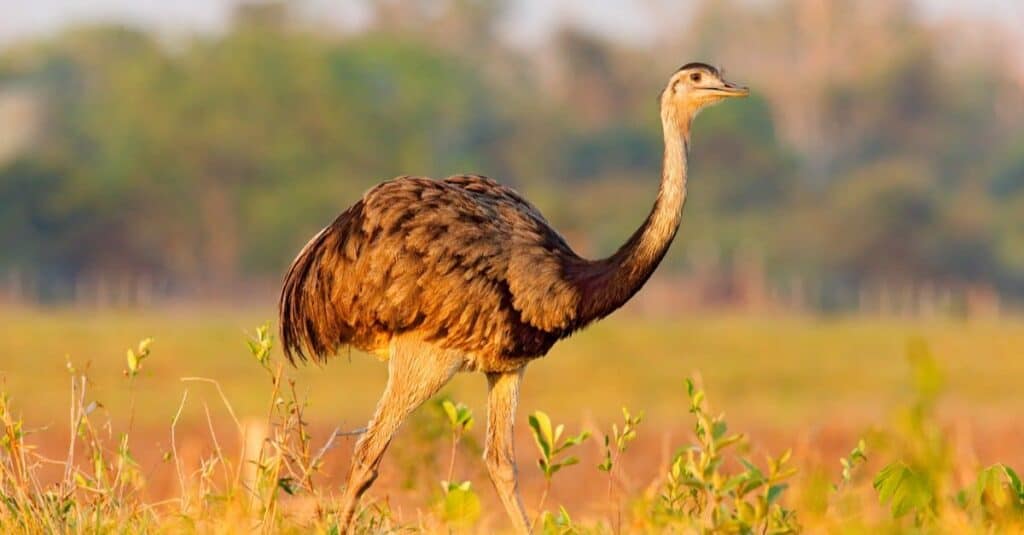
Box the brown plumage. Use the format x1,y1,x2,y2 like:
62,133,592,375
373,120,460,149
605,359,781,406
280,174,582,372
279,62,749,533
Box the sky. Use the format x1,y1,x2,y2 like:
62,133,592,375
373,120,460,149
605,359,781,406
0,0,1021,48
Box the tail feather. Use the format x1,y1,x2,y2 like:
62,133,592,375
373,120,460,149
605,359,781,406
278,202,364,364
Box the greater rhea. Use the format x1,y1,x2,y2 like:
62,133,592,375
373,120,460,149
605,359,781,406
279,63,749,532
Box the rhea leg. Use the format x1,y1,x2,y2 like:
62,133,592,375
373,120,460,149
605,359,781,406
484,369,530,534
337,340,462,532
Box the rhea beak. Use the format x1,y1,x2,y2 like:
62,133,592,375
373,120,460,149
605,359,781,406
711,80,750,98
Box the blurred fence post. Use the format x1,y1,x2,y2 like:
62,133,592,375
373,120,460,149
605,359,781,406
242,418,269,503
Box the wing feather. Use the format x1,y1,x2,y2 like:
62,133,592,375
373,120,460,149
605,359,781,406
278,175,582,364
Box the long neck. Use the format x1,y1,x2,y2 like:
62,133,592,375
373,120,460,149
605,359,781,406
574,101,692,322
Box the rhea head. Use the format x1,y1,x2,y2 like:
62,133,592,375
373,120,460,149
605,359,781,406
662,62,748,122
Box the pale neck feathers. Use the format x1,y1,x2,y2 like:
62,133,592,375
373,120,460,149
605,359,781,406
570,99,693,323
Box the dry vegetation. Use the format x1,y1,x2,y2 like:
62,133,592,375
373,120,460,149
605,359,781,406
1,308,1023,533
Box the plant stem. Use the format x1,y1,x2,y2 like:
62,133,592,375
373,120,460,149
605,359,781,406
170,390,189,511
531,480,551,533
607,467,619,534
446,431,460,484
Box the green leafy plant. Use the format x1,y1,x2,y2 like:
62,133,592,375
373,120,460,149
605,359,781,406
598,407,642,473
528,411,589,531
123,337,153,378
836,438,867,489
597,407,642,533
873,461,933,520
440,399,474,485
869,340,946,527
9,323,1024,534
654,378,799,533
247,324,273,370
438,480,482,528
960,463,1024,524
120,338,153,495
539,505,576,535
858,339,1024,532
435,399,481,528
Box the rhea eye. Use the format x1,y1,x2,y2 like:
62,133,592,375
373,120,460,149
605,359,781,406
690,73,702,83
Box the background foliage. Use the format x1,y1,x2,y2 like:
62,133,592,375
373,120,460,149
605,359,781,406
0,0,1021,306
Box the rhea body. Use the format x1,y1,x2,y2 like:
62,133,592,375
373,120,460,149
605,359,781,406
279,63,748,532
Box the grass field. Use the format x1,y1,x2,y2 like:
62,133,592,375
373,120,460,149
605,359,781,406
1,306,1023,532
4,307,1023,427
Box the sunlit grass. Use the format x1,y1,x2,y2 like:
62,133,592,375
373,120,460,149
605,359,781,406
1,315,1021,533
1,306,1020,431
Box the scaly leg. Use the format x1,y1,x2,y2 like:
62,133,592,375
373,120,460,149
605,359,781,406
337,338,462,533
484,368,530,534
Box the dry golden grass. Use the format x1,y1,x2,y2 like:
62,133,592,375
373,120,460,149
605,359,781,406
1,306,1022,533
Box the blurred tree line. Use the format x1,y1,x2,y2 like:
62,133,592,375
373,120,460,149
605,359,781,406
0,0,1021,307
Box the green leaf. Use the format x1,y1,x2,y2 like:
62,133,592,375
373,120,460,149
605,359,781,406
528,412,553,460
541,506,574,531
553,431,590,454
441,481,481,527
555,505,573,526
738,500,756,522
740,459,765,481
441,400,459,427
873,462,932,517
999,464,1023,496
277,477,296,496
767,483,788,505
852,439,867,462
458,407,474,430
721,474,745,493
874,463,904,501
126,350,139,376
712,420,728,440
598,435,612,472
691,391,705,411
717,433,744,450
774,467,798,481
983,469,1009,508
